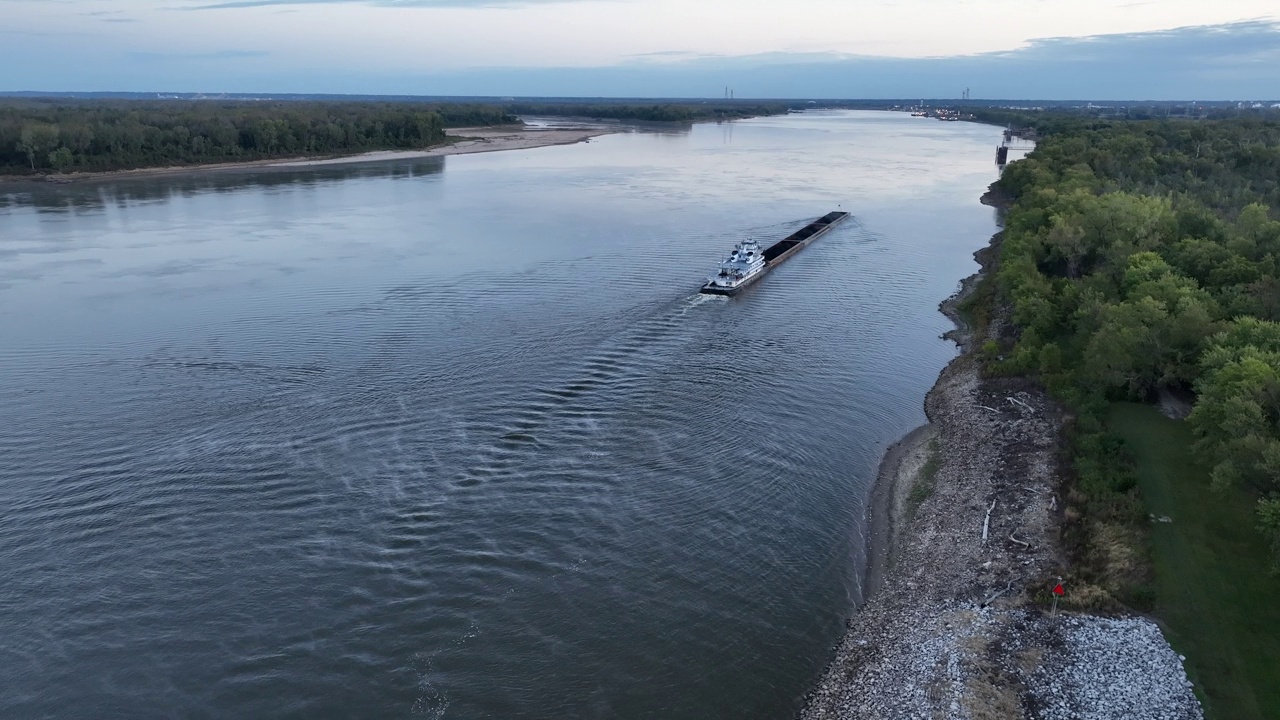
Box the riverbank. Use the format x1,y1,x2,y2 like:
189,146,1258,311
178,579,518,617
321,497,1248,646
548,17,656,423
799,188,1203,719
0,125,618,185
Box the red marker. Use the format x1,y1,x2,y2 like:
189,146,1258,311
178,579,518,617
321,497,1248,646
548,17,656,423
1053,583,1065,596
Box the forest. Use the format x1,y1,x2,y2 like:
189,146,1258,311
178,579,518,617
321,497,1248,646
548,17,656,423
977,113,1280,587
0,99,517,175
0,98,787,176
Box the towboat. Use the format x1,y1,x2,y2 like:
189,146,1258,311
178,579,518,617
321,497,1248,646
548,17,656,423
702,239,766,295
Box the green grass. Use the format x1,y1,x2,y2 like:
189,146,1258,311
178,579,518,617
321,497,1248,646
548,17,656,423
1110,403,1280,720
906,439,940,518
955,271,996,339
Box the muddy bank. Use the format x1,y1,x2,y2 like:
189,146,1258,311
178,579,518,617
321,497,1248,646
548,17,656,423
264,126,614,169
799,188,1202,719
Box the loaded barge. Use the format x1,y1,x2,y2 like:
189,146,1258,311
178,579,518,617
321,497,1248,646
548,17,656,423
700,211,850,296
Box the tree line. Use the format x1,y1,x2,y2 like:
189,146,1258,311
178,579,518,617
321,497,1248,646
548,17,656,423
0,98,791,176
505,102,788,123
0,100,518,175
983,114,1280,576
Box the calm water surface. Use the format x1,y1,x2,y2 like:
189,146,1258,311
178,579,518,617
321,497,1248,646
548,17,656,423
0,111,1001,718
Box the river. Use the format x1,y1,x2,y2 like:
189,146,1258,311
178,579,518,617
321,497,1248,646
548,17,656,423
0,110,1002,718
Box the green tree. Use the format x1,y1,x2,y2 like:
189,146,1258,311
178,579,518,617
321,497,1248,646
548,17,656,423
1189,348,1280,491
1082,297,1168,395
17,123,59,170
1259,496,1280,568
48,147,74,172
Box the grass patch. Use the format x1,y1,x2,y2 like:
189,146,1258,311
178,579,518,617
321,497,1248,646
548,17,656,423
956,271,996,339
1111,403,1280,720
907,439,941,518
1053,416,1154,612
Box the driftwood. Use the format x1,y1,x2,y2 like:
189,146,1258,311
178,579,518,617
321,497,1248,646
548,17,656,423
1006,396,1034,412
977,405,1000,413
1009,530,1031,549
980,581,1014,607
981,499,997,542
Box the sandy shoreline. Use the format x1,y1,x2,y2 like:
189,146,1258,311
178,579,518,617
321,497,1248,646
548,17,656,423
800,186,1203,719
0,125,618,186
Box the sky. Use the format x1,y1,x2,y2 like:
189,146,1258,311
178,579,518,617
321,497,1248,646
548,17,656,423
2,0,1278,98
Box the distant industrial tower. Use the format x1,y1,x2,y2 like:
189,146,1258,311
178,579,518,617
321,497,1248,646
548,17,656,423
962,88,971,100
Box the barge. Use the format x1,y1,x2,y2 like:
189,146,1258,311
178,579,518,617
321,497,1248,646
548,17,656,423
700,211,850,296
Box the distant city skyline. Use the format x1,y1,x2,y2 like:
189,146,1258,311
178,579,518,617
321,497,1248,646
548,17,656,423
2,0,1278,98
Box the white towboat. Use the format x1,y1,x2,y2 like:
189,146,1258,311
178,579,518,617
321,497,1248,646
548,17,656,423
702,239,766,294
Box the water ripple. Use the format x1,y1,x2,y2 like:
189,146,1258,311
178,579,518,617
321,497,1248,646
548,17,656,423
0,110,1001,719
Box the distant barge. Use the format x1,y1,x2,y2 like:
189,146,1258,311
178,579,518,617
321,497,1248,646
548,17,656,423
700,211,850,296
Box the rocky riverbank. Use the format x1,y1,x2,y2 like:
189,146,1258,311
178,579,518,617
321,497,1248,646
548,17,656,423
798,189,1203,719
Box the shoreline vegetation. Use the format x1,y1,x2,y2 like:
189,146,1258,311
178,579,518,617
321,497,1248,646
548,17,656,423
979,112,1280,718
0,98,787,182
7,98,1267,184
807,111,1280,718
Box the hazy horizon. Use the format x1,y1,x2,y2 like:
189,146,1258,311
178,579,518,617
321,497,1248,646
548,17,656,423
4,92,1278,104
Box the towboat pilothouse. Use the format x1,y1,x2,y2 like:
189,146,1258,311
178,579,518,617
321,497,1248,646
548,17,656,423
702,239,766,295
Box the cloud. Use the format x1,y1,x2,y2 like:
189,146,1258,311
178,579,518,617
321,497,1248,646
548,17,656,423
180,0,584,8
0,18,1276,99
1004,19,1280,61
126,49,272,61
392,20,1280,99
